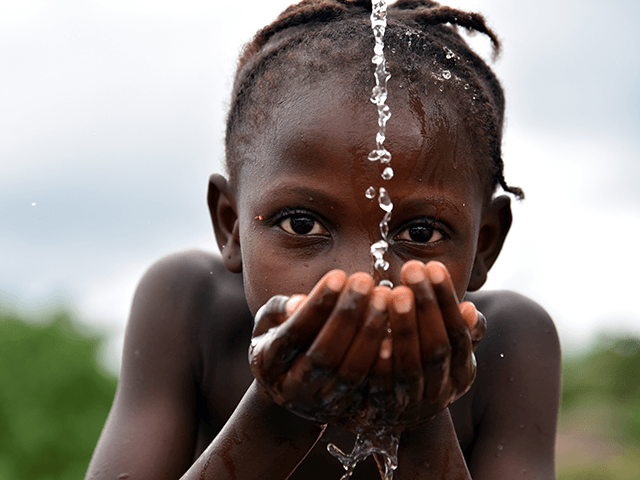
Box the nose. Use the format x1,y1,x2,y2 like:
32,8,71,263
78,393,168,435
333,239,403,288
334,239,376,279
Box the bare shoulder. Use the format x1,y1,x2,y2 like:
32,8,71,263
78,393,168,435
88,253,251,479
466,289,556,334
129,249,248,334
462,290,561,479
465,289,561,395
121,249,250,394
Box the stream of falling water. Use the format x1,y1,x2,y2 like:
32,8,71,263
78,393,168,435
367,0,394,290
327,1,400,478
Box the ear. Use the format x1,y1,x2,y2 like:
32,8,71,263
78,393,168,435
207,173,242,273
467,195,512,291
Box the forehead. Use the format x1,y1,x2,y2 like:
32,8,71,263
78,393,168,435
237,76,485,202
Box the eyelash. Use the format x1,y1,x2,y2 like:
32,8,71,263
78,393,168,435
271,209,448,246
273,208,329,237
393,219,449,245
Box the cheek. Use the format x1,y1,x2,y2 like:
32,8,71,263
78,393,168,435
238,221,329,315
449,227,481,299
448,256,476,300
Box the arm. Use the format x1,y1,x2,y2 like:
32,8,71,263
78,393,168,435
86,253,203,480
183,381,324,480
466,291,562,479
86,251,323,480
396,408,472,479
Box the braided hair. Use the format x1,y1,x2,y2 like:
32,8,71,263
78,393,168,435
225,0,524,199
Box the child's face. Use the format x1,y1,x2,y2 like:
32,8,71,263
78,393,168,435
230,79,493,315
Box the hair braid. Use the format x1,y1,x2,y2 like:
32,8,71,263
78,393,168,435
225,0,524,199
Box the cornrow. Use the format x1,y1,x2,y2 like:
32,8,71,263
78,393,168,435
225,0,524,199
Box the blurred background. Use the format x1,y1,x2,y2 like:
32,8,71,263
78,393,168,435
1,0,638,478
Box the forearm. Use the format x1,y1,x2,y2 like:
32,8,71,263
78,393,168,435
395,409,471,480
182,381,325,480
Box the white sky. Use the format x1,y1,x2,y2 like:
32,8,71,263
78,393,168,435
1,0,639,373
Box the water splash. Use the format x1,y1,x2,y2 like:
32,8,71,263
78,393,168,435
328,428,399,480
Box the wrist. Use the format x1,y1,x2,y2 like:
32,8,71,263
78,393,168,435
397,409,471,480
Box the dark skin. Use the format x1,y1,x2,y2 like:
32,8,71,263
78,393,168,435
86,76,561,479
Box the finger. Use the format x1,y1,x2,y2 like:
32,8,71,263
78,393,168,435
286,294,307,316
281,270,348,345
389,286,424,407
282,273,374,396
367,331,394,420
321,286,390,395
250,295,293,380
401,261,450,404
459,302,487,350
426,261,472,392
259,271,347,379
252,295,291,337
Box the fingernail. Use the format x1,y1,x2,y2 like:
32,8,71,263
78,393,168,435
285,295,305,315
371,290,387,312
393,289,413,314
350,274,372,296
326,271,347,292
427,261,447,284
459,302,478,328
379,337,393,359
405,265,426,285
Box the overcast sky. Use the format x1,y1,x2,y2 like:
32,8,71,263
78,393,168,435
1,0,639,373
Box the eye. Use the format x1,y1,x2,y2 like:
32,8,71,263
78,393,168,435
279,214,328,236
395,222,444,244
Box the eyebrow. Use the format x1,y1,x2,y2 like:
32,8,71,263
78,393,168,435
394,195,466,217
256,179,468,218
258,183,349,210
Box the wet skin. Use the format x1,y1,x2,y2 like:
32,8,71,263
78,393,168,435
211,77,506,432
225,78,493,310
86,76,562,480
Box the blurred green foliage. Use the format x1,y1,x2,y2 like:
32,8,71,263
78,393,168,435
557,335,640,480
1,306,639,479
0,309,117,480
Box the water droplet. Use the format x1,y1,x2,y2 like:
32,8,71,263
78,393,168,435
464,83,470,90
439,85,444,92
444,46,455,59
500,353,504,358
31,203,36,207
381,167,394,180
442,70,451,79
498,444,504,451
378,188,393,213
380,279,393,288
366,186,376,199
368,148,392,163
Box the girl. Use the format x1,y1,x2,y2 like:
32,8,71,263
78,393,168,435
86,1,561,479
